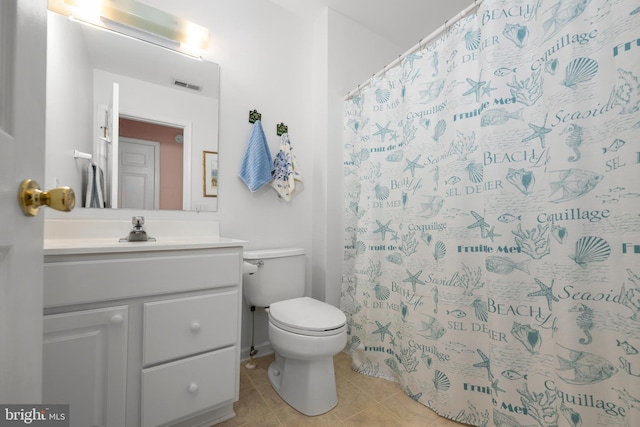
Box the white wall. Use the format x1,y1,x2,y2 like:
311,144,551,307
45,11,93,192
310,9,329,304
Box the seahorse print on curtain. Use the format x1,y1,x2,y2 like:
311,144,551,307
342,1,640,426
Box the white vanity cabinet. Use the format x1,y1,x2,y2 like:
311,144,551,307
43,242,243,427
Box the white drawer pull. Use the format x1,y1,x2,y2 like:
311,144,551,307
188,383,199,393
110,314,124,324
190,321,201,332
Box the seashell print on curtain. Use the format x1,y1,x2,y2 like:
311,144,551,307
342,0,640,426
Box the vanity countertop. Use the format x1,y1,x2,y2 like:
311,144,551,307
44,236,246,256
44,218,245,255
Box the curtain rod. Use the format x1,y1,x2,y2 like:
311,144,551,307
344,0,483,101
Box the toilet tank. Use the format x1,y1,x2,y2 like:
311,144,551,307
242,248,306,307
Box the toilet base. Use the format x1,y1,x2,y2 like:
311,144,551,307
268,353,338,416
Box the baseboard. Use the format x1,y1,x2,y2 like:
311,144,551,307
168,402,235,427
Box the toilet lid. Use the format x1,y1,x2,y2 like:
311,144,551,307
269,297,346,336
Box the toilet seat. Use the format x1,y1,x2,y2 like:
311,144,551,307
269,297,346,337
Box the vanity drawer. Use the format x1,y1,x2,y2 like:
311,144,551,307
44,249,241,308
141,347,236,427
143,291,238,366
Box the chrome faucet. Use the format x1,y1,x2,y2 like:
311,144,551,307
120,216,156,242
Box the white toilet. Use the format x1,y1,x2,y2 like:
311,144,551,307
242,248,347,416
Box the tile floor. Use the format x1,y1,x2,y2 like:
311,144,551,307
216,352,469,427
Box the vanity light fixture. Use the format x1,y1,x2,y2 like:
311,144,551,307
50,0,210,59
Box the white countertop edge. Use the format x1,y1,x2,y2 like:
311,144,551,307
44,237,247,255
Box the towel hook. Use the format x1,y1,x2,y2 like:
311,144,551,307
249,109,262,123
276,123,288,136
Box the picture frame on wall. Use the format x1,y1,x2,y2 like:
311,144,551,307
203,151,218,197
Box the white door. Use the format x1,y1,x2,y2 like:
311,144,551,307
0,0,47,403
118,138,160,209
106,82,119,208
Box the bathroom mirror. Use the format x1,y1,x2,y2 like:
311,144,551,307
45,10,220,211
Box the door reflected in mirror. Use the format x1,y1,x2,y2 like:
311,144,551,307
45,9,220,212
118,118,184,210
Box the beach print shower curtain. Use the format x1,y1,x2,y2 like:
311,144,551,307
342,0,640,426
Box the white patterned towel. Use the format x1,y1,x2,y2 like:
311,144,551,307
271,133,303,201
239,120,274,192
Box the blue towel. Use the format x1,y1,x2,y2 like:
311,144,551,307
239,121,274,192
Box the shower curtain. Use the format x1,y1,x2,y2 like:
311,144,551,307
342,1,640,426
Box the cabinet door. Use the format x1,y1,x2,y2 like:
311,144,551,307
43,306,128,427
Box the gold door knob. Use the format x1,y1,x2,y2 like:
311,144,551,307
18,179,75,217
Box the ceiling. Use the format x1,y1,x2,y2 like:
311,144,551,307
268,0,475,49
